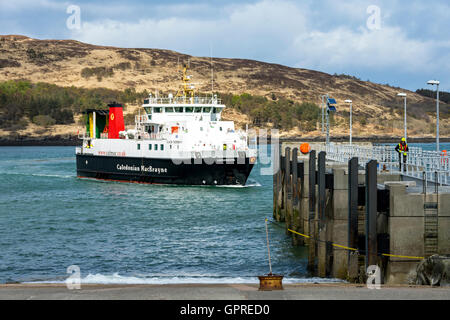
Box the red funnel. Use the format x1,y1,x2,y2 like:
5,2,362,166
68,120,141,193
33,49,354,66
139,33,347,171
108,103,125,139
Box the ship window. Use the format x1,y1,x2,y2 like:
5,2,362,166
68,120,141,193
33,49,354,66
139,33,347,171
153,107,162,113
144,107,152,114
194,107,202,113
155,144,158,151
200,127,203,131
144,99,149,104
185,107,193,112
147,115,152,120
213,107,218,113
174,107,184,113
149,144,152,150
165,107,174,113
137,144,141,150
220,127,222,131
161,144,164,151
203,107,211,113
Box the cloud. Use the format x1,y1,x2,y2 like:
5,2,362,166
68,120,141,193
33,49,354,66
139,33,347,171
73,1,447,73
1,0,449,89
74,0,308,62
291,26,439,73
0,0,67,11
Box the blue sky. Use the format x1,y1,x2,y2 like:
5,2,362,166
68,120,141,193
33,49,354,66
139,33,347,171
1,0,449,91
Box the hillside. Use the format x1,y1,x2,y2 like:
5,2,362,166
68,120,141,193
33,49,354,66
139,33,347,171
0,34,449,141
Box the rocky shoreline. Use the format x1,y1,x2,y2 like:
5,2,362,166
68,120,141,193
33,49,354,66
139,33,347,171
0,134,449,146
0,135,79,146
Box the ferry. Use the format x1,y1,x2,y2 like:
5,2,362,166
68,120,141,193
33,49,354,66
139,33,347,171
75,65,257,185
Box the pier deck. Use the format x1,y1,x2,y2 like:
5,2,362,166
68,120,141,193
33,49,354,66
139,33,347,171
274,142,450,285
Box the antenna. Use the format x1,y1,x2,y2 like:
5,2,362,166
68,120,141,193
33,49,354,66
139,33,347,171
210,43,214,93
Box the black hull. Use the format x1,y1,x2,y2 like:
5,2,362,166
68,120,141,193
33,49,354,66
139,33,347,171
76,154,254,186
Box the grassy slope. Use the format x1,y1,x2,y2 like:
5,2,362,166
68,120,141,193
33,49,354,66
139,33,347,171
0,35,449,139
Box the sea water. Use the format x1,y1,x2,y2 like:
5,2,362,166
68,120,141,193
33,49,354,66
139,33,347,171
0,145,321,284
3,143,444,284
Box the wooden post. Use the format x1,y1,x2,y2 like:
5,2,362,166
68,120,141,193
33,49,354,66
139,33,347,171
282,147,291,223
308,150,317,272
318,151,326,225
365,160,378,269
348,157,359,281
273,146,280,220
291,148,299,243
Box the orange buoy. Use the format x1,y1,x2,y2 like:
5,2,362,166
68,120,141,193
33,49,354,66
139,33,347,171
300,143,311,155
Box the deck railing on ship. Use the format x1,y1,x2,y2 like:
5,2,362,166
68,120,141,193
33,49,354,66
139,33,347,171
144,96,221,105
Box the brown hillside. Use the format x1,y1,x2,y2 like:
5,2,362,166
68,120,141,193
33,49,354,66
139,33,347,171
0,35,448,139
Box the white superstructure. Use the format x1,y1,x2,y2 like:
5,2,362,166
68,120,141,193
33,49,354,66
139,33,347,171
77,65,257,162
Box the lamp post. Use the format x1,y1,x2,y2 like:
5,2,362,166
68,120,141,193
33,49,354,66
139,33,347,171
397,93,407,142
427,80,440,152
345,100,352,145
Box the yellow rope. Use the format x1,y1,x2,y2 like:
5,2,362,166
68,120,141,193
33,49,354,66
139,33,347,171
284,226,423,260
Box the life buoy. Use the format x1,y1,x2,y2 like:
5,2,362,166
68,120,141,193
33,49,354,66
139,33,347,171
300,143,311,154
441,150,448,166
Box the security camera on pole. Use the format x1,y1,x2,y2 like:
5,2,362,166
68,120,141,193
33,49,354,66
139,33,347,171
325,97,337,146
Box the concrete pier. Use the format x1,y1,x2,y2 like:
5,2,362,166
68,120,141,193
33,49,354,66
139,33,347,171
1,283,449,300
274,144,450,285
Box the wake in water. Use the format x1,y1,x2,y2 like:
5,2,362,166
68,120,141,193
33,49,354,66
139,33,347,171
27,273,345,285
0,172,75,179
216,178,262,188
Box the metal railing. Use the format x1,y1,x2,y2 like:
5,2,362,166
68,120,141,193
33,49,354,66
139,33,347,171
144,96,221,105
317,143,450,186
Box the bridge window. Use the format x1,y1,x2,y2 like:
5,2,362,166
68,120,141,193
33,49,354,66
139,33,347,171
165,107,174,113
174,107,184,112
153,107,162,113
194,107,202,113
185,107,193,112
203,107,211,113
